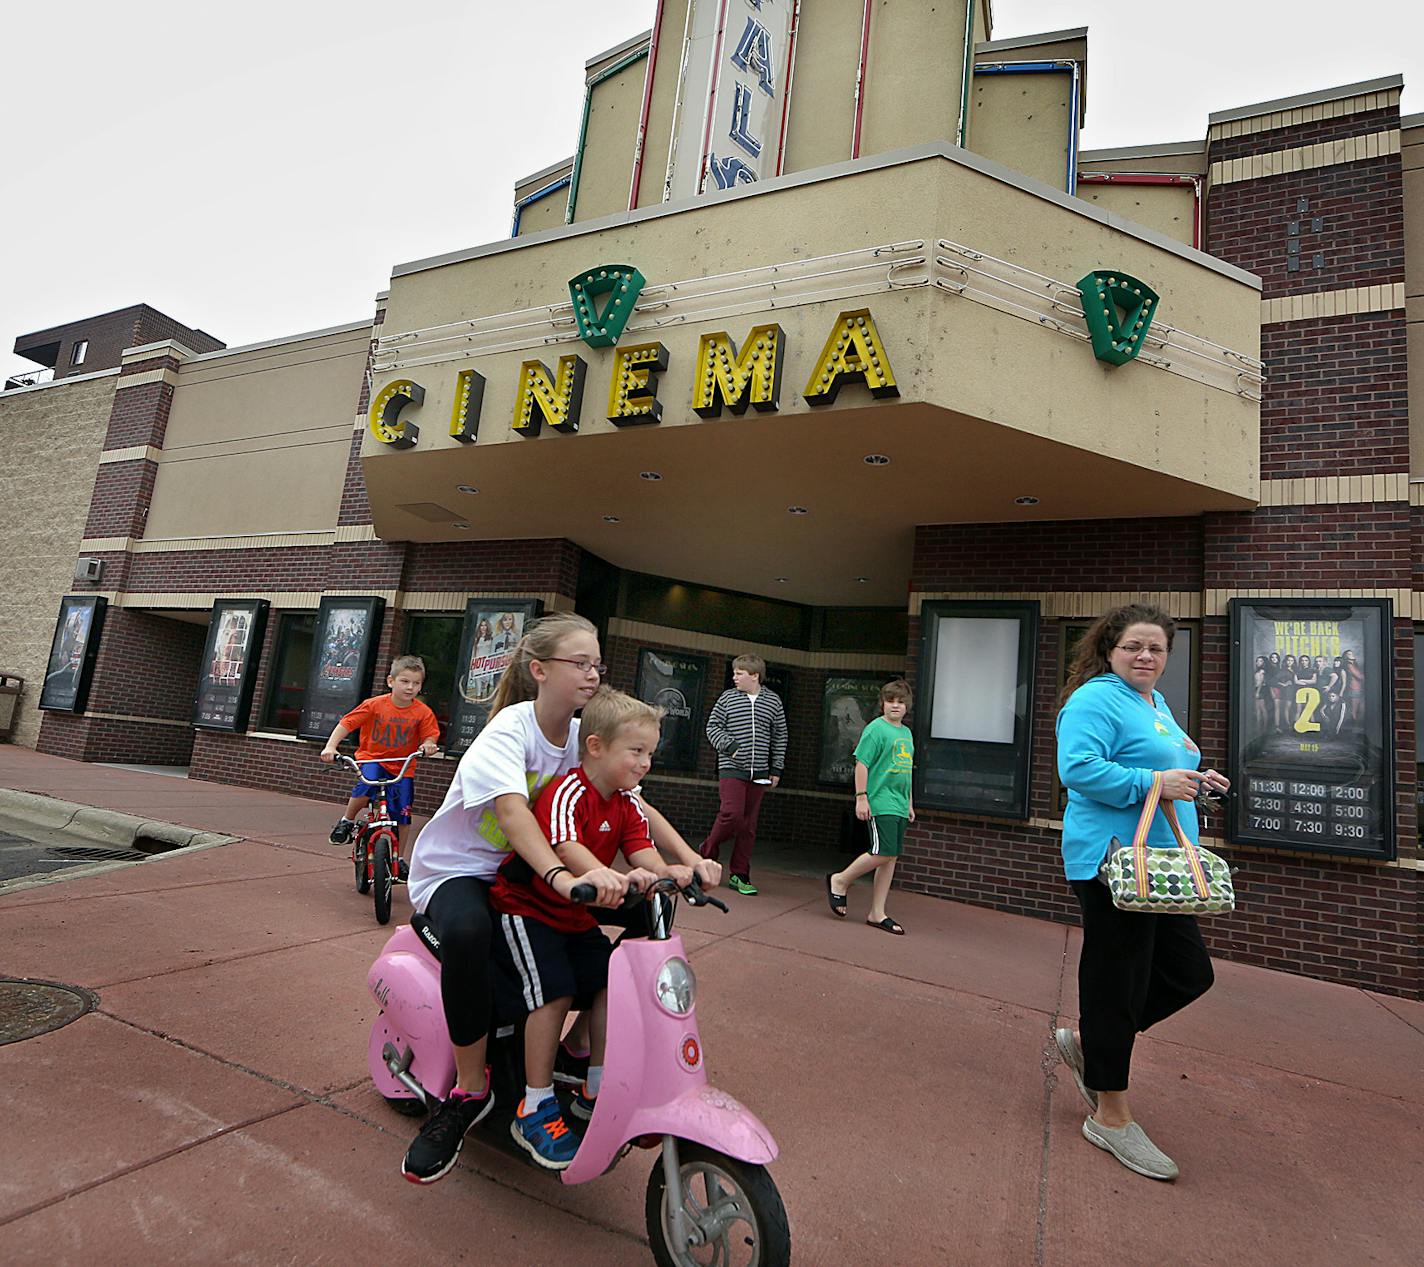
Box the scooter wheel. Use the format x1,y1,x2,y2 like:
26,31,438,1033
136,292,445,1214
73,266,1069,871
372,830,396,926
354,836,371,895
383,1094,427,1118
645,1141,790,1267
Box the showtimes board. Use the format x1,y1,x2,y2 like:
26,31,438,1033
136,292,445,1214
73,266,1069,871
1227,599,1394,860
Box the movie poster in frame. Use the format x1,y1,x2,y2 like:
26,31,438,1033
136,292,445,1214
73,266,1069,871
193,599,269,731
636,648,708,772
297,596,386,740
1228,598,1395,860
38,595,107,713
447,598,544,754
819,673,892,785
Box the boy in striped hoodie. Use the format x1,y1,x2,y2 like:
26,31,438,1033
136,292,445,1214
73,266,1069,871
699,654,789,895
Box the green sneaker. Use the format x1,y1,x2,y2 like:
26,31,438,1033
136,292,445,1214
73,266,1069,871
728,875,759,896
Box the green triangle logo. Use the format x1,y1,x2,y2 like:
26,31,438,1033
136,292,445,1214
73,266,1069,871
569,265,646,348
1077,271,1159,366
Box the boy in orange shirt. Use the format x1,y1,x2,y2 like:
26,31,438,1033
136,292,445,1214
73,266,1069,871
320,654,441,857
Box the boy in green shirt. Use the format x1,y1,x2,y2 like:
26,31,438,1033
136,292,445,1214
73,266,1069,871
825,679,914,935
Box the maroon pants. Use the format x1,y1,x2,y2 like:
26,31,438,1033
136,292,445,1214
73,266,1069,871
700,777,767,878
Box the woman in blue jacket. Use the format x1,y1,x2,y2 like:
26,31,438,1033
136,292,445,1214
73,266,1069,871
1053,603,1229,1182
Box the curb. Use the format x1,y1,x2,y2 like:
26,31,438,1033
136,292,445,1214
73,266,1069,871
0,787,238,852
0,789,239,896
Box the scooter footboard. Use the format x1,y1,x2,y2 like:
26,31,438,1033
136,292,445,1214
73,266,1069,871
564,1084,777,1182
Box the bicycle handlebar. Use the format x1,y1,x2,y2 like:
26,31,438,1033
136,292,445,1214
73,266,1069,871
329,750,433,783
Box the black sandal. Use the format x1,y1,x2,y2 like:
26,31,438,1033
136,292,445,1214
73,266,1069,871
867,916,905,936
824,873,847,918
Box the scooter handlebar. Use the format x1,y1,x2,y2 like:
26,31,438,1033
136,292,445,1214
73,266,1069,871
566,876,728,912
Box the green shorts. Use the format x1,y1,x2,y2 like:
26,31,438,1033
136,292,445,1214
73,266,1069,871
868,814,908,858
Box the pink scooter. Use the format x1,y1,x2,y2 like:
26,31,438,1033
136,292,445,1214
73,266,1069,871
366,877,791,1266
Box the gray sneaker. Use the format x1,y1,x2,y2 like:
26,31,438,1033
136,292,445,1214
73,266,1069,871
1081,1116,1179,1181
1053,1027,1098,1112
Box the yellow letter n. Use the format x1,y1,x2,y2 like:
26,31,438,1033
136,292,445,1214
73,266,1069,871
692,325,785,418
512,355,587,437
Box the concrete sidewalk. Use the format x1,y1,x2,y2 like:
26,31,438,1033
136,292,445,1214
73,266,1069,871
1,743,1421,1266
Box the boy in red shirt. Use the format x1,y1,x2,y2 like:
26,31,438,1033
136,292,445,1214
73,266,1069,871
320,654,441,857
489,687,718,1170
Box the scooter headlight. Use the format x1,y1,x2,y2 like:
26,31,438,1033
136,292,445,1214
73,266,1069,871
654,956,697,1016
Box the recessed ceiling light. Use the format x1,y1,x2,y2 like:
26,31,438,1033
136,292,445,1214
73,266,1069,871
456,484,479,495
855,576,868,583
787,505,809,515
453,522,470,530
639,471,663,481
774,576,789,583
1014,495,1040,506
602,515,621,523
863,454,890,466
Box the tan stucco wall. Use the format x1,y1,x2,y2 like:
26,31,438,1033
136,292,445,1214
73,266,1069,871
859,1,972,159
777,0,862,175
144,326,370,541
570,51,647,223
0,373,116,746
1076,181,1198,248
1404,120,1423,475
971,68,1075,192
517,185,570,237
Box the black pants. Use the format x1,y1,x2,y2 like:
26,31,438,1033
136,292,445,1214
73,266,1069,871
1071,879,1215,1092
424,876,495,1049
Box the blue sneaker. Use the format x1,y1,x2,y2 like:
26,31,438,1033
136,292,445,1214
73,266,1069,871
511,1097,580,1170
569,1083,596,1122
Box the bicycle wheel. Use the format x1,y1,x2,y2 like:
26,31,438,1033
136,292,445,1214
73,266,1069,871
372,830,396,925
354,833,371,894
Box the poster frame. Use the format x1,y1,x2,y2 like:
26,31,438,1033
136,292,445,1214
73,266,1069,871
635,647,709,773
297,596,386,741
912,599,1039,819
1226,597,1395,861
38,595,108,714
192,598,269,732
818,671,893,786
446,597,545,755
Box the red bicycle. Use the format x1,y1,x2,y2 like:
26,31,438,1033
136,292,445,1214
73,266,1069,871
329,751,424,925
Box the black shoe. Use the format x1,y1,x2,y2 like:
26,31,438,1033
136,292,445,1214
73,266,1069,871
329,818,356,845
401,1081,494,1184
397,857,410,883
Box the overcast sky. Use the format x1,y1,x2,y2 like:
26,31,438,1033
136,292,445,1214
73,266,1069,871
3,0,1419,380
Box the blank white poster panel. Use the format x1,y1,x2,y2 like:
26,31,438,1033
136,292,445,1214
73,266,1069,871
930,617,1020,743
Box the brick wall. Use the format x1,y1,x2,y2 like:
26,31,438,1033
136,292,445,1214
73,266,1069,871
1258,314,1409,476
36,609,206,764
82,460,158,539
103,379,178,450
1203,502,1411,587
1206,158,1404,298
913,518,1204,590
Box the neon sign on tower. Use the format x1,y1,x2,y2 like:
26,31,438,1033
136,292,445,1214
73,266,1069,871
662,0,799,201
